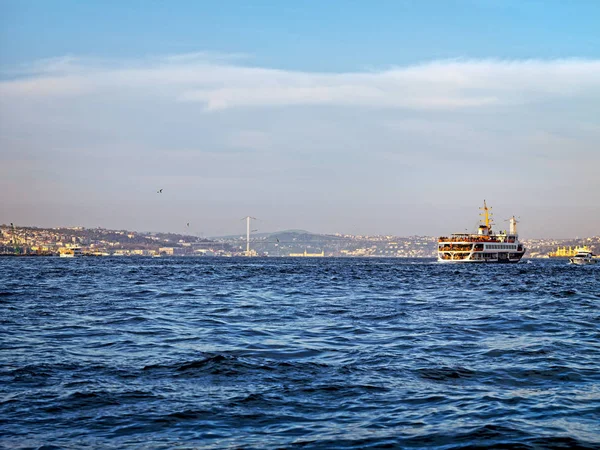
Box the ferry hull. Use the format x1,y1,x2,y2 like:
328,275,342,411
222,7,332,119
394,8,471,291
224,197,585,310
569,255,597,265
437,251,526,263
569,259,596,265
437,257,524,263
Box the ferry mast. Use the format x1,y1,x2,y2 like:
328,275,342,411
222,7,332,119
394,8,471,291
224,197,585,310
479,200,493,230
509,216,519,235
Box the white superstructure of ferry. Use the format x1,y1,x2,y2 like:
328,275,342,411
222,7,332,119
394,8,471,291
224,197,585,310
438,201,526,263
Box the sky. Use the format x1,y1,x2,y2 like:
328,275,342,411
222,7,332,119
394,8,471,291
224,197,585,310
1,0,599,238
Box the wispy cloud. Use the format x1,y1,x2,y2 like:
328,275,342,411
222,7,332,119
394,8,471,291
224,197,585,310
2,55,599,110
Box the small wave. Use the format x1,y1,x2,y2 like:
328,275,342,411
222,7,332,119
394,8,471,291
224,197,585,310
151,409,214,424
45,389,159,414
143,354,257,376
176,355,231,372
504,366,598,384
103,316,148,325
300,384,388,395
482,346,551,358
417,366,477,382
553,289,579,298
228,392,271,405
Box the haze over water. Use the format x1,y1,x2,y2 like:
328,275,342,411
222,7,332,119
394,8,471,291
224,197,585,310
1,257,599,449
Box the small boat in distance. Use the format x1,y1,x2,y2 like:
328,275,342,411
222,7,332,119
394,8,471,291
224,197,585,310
569,249,597,265
59,246,83,258
438,201,526,263
549,245,591,258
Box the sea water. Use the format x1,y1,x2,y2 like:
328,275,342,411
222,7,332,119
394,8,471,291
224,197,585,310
1,258,599,449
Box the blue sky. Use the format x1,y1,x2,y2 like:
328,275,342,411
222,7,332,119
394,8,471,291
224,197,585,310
1,1,599,237
3,1,600,70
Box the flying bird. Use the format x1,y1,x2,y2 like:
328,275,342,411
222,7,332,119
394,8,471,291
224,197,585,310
157,189,163,194
186,223,190,227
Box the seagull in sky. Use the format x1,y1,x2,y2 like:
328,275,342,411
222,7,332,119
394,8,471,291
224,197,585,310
157,189,163,193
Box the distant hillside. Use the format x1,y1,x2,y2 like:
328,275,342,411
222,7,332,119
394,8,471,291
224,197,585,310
210,229,317,239
2,223,599,258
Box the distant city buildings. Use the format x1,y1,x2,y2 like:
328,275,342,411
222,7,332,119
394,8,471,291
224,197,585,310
1,224,598,258
0,225,232,257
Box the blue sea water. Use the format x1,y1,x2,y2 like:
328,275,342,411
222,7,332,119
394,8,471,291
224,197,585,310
1,257,599,449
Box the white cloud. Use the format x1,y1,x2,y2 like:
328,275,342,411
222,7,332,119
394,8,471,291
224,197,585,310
2,55,600,110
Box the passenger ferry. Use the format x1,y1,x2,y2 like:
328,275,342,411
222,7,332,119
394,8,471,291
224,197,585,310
438,201,526,263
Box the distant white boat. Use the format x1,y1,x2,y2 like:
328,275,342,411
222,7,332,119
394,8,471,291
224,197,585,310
569,250,597,265
59,247,83,258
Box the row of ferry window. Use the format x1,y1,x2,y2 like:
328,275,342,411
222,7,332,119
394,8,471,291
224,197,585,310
486,244,516,250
